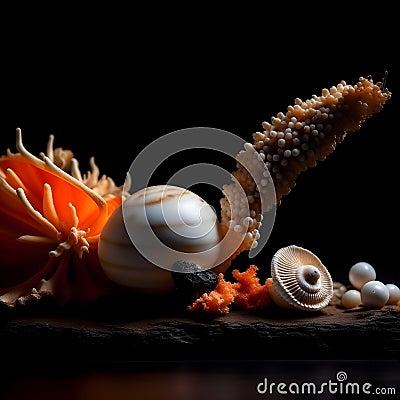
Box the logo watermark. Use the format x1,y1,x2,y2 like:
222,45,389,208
122,127,276,271
256,371,396,396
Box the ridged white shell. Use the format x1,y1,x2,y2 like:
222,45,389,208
98,185,222,295
270,245,333,311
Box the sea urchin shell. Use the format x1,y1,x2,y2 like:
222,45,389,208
270,245,333,312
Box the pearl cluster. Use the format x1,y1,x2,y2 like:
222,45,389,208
341,262,400,309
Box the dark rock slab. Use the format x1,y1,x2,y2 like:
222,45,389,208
1,303,399,370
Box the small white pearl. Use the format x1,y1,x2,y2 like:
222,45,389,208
386,284,400,305
361,281,389,309
341,289,361,309
349,262,376,290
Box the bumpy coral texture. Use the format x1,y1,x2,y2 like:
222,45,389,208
217,77,391,271
232,265,273,310
0,129,124,308
188,273,238,315
188,265,273,315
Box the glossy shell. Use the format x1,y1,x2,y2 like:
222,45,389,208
98,185,222,295
270,245,333,312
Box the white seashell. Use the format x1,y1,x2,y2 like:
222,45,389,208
360,280,389,309
270,245,333,312
348,262,376,290
98,185,222,295
341,289,362,309
386,284,400,305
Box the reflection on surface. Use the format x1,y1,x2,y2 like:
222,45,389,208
2,360,399,400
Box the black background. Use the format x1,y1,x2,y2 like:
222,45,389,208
2,9,399,288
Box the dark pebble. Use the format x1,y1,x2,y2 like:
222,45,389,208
171,261,218,305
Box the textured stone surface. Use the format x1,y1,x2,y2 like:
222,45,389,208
1,302,399,365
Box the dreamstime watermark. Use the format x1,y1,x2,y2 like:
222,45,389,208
122,127,276,271
256,371,397,396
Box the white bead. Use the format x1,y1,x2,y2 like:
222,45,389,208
386,284,400,305
341,289,361,309
292,148,300,157
234,224,243,233
349,262,376,290
361,281,389,309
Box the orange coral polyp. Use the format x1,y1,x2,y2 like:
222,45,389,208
0,129,123,307
2,154,108,234
0,156,106,257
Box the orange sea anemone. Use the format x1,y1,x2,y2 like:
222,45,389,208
0,128,124,308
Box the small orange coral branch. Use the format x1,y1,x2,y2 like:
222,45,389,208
188,273,237,315
232,265,273,310
188,265,273,315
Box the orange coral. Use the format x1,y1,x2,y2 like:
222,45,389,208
188,264,273,315
0,130,123,308
232,265,273,310
188,273,237,315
